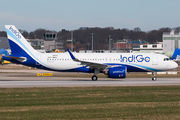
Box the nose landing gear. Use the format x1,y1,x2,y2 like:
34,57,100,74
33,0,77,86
152,72,157,81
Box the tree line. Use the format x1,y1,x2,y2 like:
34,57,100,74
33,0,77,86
1,26,180,51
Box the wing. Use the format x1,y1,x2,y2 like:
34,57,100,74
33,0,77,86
67,49,110,70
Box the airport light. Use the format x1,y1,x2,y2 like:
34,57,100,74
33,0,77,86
108,35,112,52
71,31,73,51
91,33,94,53
116,41,118,51
87,43,90,50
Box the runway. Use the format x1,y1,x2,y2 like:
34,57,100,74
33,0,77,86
0,77,180,88
0,69,180,88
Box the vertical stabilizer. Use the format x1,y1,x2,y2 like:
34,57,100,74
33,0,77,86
171,48,180,60
5,25,37,55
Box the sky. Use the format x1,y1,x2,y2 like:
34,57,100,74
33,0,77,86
0,0,180,32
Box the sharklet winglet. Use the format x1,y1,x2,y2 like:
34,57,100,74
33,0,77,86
67,49,77,60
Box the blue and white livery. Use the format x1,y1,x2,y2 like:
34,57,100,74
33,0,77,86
3,25,178,81
171,48,180,62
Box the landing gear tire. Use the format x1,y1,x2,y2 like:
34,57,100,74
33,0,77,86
92,75,98,81
152,77,157,81
152,72,157,81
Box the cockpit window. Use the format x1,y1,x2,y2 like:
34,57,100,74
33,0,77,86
164,58,170,61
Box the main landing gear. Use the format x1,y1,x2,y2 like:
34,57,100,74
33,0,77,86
92,75,98,81
152,72,157,81
91,69,99,81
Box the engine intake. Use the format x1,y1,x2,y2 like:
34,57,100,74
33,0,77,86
108,67,127,78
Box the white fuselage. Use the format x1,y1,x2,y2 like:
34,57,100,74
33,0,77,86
36,52,177,72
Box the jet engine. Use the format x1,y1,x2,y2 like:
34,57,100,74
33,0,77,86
108,67,127,78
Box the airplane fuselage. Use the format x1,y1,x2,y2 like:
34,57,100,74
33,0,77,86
15,52,176,73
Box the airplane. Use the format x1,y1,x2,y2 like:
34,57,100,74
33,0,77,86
0,49,11,65
2,25,178,81
171,48,180,62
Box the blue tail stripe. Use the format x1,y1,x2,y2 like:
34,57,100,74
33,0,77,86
171,48,180,60
6,28,51,68
8,40,28,55
6,28,35,58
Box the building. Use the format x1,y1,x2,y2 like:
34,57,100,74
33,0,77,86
55,40,63,51
132,42,163,54
114,40,131,51
163,29,180,52
0,37,10,49
28,39,44,49
28,32,64,53
43,32,64,53
113,39,147,53
0,31,64,53
79,50,118,53
28,39,63,53
0,36,63,53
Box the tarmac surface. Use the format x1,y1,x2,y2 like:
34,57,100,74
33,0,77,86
1,77,180,88
0,69,180,88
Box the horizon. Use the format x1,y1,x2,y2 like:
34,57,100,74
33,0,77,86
0,26,176,33
0,0,180,32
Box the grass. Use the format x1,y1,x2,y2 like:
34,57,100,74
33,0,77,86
0,86,180,119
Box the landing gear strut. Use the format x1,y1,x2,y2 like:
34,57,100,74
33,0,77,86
91,69,99,81
152,72,157,81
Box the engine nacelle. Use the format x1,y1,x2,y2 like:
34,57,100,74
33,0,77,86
108,67,127,78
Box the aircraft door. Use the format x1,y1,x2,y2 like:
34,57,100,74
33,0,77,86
36,54,41,65
152,55,158,65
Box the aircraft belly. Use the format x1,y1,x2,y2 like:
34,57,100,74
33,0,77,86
45,62,80,70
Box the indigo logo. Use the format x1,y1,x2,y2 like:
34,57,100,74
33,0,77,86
120,55,150,62
9,26,21,39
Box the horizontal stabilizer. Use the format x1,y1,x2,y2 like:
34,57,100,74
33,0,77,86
3,56,26,62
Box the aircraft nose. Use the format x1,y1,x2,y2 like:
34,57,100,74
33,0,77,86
173,62,178,69
166,61,178,70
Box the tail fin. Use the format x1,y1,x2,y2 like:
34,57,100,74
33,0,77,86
5,25,37,55
171,48,180,61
